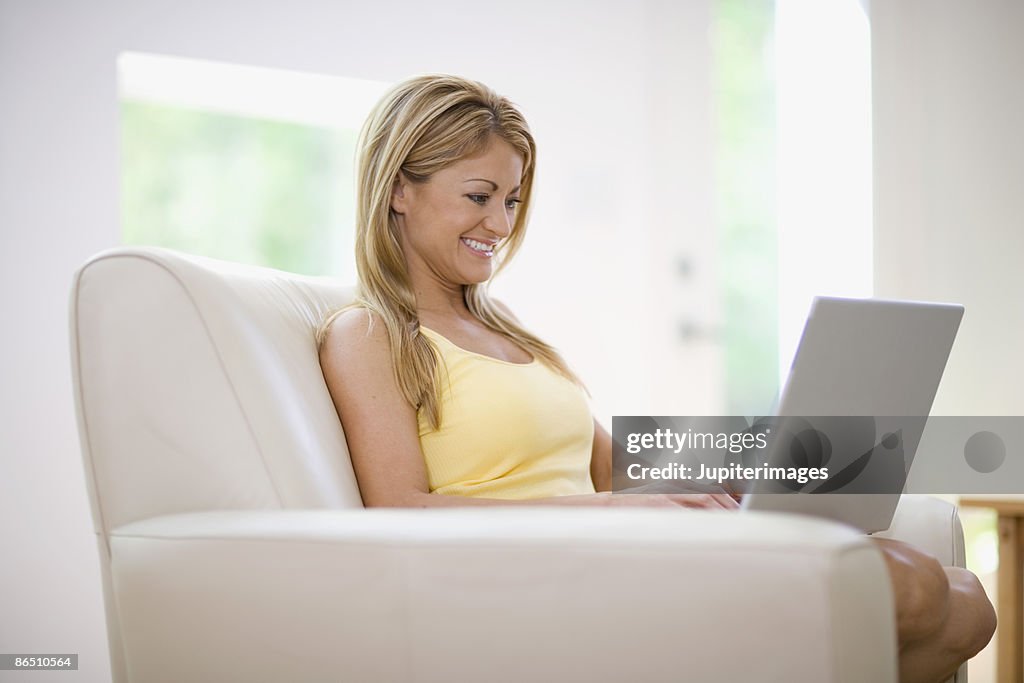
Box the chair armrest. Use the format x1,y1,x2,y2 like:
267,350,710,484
874,495,966,567
109,508,897,683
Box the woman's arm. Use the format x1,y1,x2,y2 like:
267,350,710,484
319,308,735,510
320,308,433,508
590,419,613,492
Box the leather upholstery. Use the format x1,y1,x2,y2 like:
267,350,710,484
71,248,362,537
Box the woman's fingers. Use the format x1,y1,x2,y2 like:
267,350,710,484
605,492,741,509
712,493,741,509
665,493,740,510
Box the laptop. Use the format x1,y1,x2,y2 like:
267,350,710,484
740,296,964,532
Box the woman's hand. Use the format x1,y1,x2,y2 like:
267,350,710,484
598,491,740,510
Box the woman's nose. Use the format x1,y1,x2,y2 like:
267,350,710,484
483,205,513,238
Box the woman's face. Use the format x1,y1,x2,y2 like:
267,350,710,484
392,135,524,288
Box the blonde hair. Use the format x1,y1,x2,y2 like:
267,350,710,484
318,74,582,429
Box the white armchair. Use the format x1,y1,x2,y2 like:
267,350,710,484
70,247,966,683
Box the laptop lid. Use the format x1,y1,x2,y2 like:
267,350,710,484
741,296,964,532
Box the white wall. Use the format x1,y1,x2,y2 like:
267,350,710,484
0,1,716,680
871,0,1024,415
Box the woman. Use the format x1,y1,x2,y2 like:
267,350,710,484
318,74,994,683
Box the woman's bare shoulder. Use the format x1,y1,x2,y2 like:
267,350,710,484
321,307,382,340
319,308,390,372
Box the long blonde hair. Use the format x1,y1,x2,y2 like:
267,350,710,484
318,74,582,429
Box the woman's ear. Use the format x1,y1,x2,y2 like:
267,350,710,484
390,172,409,215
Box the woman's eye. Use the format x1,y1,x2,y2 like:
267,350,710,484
468,194,521,210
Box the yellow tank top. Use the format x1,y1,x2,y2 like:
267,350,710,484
416,326,596,499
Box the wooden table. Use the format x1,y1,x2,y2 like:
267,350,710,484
959,498,1024,683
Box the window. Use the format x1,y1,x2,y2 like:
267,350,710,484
714,0,778,415
714,0,873,411
119,52,390,279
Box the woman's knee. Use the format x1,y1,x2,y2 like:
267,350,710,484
942,568,997,659
876,540,951,645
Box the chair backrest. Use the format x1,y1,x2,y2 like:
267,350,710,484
70,247,363,541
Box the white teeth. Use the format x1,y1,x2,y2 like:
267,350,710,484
461,238,494,254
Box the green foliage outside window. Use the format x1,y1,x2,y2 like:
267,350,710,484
121,100,358,279
714,0,779,415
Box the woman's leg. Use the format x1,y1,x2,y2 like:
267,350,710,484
873,538,997,683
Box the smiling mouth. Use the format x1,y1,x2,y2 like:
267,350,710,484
461,237,495,257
